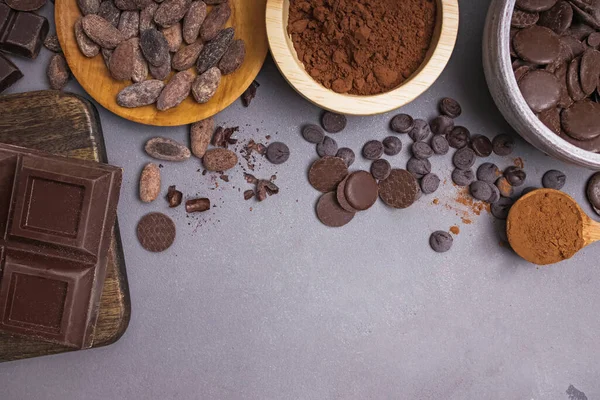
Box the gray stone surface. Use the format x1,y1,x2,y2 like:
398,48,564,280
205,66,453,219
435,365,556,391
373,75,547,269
0,1,598,399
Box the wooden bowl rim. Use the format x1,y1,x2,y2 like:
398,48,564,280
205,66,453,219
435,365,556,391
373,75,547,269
55,0,269,127
266,0,459,116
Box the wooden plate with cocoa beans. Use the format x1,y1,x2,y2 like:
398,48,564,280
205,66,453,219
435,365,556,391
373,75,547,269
56,0,268,126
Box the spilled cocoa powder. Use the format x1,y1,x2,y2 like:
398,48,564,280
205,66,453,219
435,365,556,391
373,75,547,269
287,0,437,95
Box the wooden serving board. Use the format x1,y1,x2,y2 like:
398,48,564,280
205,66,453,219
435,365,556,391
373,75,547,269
0,90,130,362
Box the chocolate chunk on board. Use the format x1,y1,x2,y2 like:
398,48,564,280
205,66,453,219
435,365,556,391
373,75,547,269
137,212,176,252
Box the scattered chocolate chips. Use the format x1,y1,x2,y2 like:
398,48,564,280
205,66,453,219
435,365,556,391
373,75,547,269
378,169,420,209
316,191,355,228
420,173,440,194
491,197,515,220
308,156,348,193
335,147,355,167
429,231,453,253
430,115,454,136
316,136,338,157
492,134,515,156
167,185,183,207
266,142,290,165
470,181,494,202
370,159,391,181
382,136,402,156
470,135,493,157
408,119,431,142
406,157,431,178
452,147,476,170
390,113,414,133
145,136,191,161
452,168,475,187
542,169,566,189
430,135,450,155
411,141,433,159
137,212,176,252
447,126,471,149
476,162,501,184
504,166,526,186
321,111,347,133
439,97,462,118
586,171,600,215
362,140,384,160
495,176,515,197
302,124,325,144
241,81,259,107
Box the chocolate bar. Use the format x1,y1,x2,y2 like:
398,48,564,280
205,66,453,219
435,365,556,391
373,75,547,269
0,143,122,348
0,52,21,93
0,3,48,59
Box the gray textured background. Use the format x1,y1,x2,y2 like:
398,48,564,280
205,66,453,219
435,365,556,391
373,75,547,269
1,1,599,399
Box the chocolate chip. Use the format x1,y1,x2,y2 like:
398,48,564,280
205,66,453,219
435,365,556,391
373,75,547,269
470,135,493,157
488,184,501,204
542,169,566,189
336,147,355,167
430,135,449,154
345,171,379,211
316,191,355,228
452,147,477,170
430,115,454,135
362,140,384,160
383,136,402,156
167,185,182,207
266,142,290,165
321,111,347,133
588,32,600,49
420,173,440,194
492,134,516,156
370,159,391,181
513,25,561,65
378,169,420,209
302,124,325,144
477,162,501,184
518,70,561,112
512,8,540,28
470,181,494,202
491,196,515,220
406,157,431,178
390,113,414,133
408,119,431,142
495,176,515,197
137,212,176,253
316,136,338,157
439,97,462,118
448,126,471,149
411,141,434,160
586,172,600,215
429,231,453,253
504,166,526,186
308,156,348,193
452,168,475,186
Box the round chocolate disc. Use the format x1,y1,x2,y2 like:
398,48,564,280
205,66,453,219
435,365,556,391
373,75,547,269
378,169,419,209
579,49,600,95
137,212,176,253
512,8,540,28
567,57,586,101
5,0,47,11
561,100,600,140
538,0,573,34
538,106,561,134
336,176,359,213
344,171,379,211
308,156,348,193
316,192,355,228
390,114,414,133
586,172,600,216
513,25,561,65
470,135,493,157
518,70,561,112
370,159,392,181
516,0,558,12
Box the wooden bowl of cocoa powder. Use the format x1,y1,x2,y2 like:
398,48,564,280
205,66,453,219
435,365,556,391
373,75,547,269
266,0,459,115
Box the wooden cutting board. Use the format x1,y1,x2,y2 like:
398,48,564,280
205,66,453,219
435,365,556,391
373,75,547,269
0,90,130,362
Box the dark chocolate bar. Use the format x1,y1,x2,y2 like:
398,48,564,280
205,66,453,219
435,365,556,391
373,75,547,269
0,143,122,348
0,52,22,93
0,3,48,59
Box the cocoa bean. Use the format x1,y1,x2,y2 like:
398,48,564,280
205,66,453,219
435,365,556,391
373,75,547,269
98,0,121,28
75,18,101,58
218,38,244,75
154,0,191,28
81,14,126,49
140,28,169,66
182,1,206,44
191,66,220,103
102,48,113,68
47,54,70,90
172,40,203,71
190,117,214,158
117,79,165,107
118,10,139,40
109,38,135,80
130,37,149,82
145,136,191,161
148,53,171,79
161,22,182,52
77,0,100,15
156,70,193,111
44,34,62,53
196,27,233,73
139,2,158,33
114,0,152,10
200,2,230,41
202,148,237,171
139,163,161,203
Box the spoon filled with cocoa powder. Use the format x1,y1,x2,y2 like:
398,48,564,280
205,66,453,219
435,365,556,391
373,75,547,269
507,189,600,265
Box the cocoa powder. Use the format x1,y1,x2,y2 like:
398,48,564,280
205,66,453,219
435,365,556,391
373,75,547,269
288,0,437,95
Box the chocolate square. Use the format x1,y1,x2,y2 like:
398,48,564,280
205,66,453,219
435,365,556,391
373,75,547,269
0,5,48,59
0,53,23,94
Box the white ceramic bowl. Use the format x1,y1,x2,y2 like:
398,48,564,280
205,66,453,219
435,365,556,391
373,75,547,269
483,0,600,169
